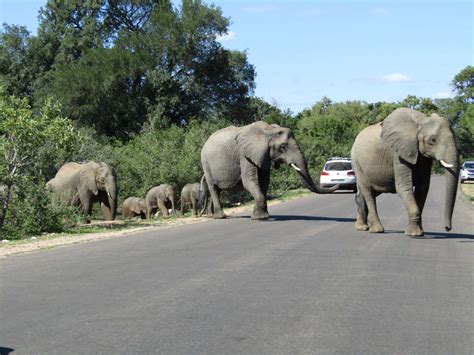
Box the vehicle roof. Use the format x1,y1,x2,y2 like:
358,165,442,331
325,157,352,163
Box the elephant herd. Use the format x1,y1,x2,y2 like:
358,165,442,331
46,108,460,237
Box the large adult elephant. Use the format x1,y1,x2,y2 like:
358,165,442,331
145,184,176,219
351,108,459,236
46,161,117,223
200,121,338,220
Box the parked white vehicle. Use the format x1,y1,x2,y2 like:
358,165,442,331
320,157,357,192
460,161,474,183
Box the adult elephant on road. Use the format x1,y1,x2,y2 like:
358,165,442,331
201,121,338,220
145,184,176,219
46,161,117,223
351,108,459,236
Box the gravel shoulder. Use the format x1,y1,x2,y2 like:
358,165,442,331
0,191,309,258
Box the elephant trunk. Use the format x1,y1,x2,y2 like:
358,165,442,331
286,146,339,194
106,186,117,220
440,150,459,231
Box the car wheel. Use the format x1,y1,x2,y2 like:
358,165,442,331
460,179,465,184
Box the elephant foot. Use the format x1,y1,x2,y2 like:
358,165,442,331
369,224,384,233
251,210,270,220
405,225,424,237
355,222,369,231
213,211,227,219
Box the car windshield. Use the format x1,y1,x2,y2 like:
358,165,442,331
463,163,474,169
325,162,352,171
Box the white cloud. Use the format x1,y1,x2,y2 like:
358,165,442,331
381,73,411,82
216,31,236,42
434,91,452,99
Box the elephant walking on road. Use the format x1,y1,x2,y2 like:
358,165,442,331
145,184,176,219
351,108,459,236
201,121,338,220
122,197,146,219
46,161,117,223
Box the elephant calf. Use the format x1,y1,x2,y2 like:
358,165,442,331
180,183,203,218
122,197,146,219
145,184,176,219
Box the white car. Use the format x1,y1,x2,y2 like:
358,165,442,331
320,157,357,192
460,161,474,183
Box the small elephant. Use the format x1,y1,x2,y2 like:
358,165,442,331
351,108,459,236
122,197,146,219
46,161,117,223
180,183,204,217
201,121,337,220
145,184,176,219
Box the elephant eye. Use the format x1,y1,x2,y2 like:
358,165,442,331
279,143,288,153
428,136,436,145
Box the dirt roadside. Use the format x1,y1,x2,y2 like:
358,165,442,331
0,195,308,258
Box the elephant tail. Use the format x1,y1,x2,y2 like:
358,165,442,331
198,175,208,217
355,187,367,222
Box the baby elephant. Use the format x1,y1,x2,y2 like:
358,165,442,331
122,197,146,219
180,183,203,217
145,184,176,219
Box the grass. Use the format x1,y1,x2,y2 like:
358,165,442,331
460,182,474,204
0,188,311,247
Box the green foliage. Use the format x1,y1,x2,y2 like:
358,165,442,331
452,65,474,104
0,180,77,240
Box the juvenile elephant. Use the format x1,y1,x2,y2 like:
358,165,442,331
180,183,205,218
351,108,459,236
145,184,176,219
201,121,338,220
46,161,117,223
122,197,146,219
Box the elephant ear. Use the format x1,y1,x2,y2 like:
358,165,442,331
235,122,271,169
79,166,99,195
380,109,420,165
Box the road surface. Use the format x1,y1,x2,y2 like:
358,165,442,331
1,176,473,354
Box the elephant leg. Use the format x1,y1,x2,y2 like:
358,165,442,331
158,199,169,217
242,165,269,220
395,166,423,237
100,202,112,220
191,199,197,218
80,192,92,224
180,198,185,217
358,185,383,233
354,187,369,231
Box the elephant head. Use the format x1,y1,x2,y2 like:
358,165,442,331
235,121,337,193
135,198,146,215
81,162,117,220
159,184,176,214
381,108,459,231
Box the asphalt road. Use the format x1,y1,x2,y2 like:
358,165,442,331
1,176,473,354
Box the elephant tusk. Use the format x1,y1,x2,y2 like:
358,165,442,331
440,160,454,168
290,163,301,172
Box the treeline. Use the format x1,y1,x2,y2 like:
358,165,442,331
0,0,473,239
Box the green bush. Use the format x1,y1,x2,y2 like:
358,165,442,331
0,180,79,240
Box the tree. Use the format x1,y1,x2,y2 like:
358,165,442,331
452,65,474,104
0,24,34,98
0,91,80,228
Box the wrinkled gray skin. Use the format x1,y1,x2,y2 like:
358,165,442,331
180,183,201,218
145,184,176,219
201,121,338,220
46,161,117,223
351,108,459,236
122,197,146,219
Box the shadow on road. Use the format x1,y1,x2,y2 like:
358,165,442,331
384,229,474,240
270,215,356,222
0,347,15,355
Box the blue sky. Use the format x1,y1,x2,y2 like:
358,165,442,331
1,0,472,114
